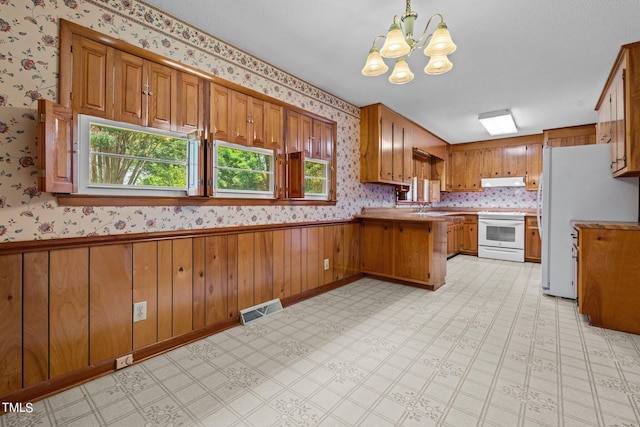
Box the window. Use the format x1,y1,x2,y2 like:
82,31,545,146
78,115,192,197
304,159,330,200
213,140,275,198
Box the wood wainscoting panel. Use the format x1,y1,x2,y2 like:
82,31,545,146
50,248,89,378
172,238,194,337
204,235,229,325
254,231,274,305
344,222,361,277
22,251,50,387
133,242,158,350
0,254,23,396
289,228,302,296
192,237,206,330
272,229,286,300
157,240,173,341
237,233,254,311
227,235,239,321
89,244,133,364
0,220,362,403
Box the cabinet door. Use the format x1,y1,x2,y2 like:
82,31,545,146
230,90,249,145
312,119,324,159
264,101,283,152
210,84,231,141
323,121,334,161
380,115,394,182
113,51,145,126
525,144,542,190
502,145,527,176
462,216,478,254
177,72,201,134
286,110,302,154
481,147,502,178
525,216,541,262
361,221,393,275
451,151,466,190
301,114,313,157
38,100,75,193
401,124,413,184
465,150,482,190
394,222,430,282
72,35,113,118
613,64,626,172
248,96,265,147
148,62,177,131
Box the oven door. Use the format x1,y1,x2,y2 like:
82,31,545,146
478,218,525,249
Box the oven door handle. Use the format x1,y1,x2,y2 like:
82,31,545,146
478,219,525,227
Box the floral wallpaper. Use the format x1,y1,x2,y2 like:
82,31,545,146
0,0,396,242
435,187,537,209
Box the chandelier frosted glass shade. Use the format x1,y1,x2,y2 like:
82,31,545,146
380,22,411,58
424,22,457,56
361,47,389,76
424,54,453,75
389,57,414,84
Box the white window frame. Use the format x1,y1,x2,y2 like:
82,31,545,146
213,140,275,199
304,158,330,200
77,115,190,197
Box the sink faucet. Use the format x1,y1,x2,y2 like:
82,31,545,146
418,205,427,213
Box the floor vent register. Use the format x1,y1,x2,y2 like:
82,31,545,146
239,298,283,325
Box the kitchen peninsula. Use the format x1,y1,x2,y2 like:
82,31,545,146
354,208,463,290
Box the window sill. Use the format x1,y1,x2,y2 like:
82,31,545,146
54,194,337,207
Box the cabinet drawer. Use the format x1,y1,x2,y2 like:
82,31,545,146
526,216,538,227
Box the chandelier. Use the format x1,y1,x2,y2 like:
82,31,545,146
361,0,457,84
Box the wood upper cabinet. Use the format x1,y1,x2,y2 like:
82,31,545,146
71,35,113,118
450,150,481,191
501,145,527,176
311,119,334,160
596,41,640,177
264,101,284,153
177,72,202,134
544,124,596,147
526,143,542,190
84,38,198,133
229,91,266,147
465,150,482,190
209,83,231,141
481,147,502,178
360,103,413,185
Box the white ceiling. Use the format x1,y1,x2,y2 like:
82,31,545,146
142,0,640,144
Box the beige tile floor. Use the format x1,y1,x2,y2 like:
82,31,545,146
2,255,640,426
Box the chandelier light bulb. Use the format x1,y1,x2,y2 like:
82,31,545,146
380,21,411,58
424,22,457,56
424,54,453,75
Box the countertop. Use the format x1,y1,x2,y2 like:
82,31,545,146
572,220,640,231
354,207,465,222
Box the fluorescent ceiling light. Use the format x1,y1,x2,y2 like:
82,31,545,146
478,110,518,136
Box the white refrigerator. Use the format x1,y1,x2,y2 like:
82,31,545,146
538,144,639,299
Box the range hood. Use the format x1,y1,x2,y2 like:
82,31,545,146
481,176,525,188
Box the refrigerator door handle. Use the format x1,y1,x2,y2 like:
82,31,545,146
536,173,543,237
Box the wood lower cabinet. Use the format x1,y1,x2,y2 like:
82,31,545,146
446,219,464,258
461,215,478,255
361,219,446,289
525,216,541,262
575,224,640,334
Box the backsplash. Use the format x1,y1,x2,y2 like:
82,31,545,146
433,188,538,209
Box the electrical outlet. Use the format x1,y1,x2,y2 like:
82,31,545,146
324,258,329,270
133,301,147,322
115,354,133,369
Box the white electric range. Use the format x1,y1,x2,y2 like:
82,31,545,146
477,211,526,262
